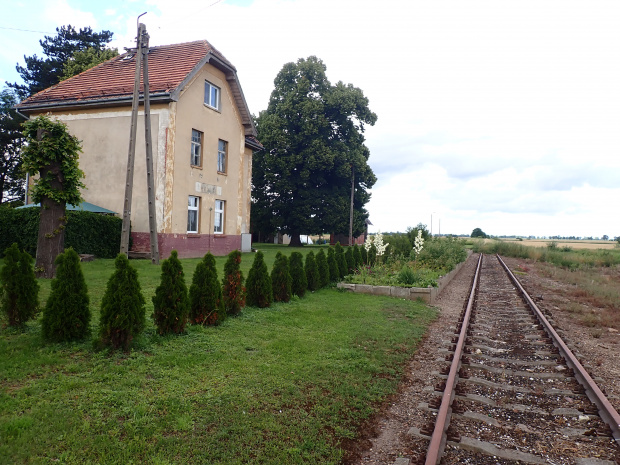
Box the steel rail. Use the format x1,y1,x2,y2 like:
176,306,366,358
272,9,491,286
497,254,620,446
424,253,483,465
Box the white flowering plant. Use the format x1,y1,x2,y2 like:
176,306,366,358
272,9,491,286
413,230,424,257
373,230,389,257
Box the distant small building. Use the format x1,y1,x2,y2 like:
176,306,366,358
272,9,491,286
17,40,261,258
330,218,372,246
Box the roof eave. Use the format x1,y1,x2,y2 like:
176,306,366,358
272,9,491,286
16,92,174,114
245,136,263,151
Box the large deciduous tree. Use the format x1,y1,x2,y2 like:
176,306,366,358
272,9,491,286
253,56,377,246
22,115,85,278
8,25,114,99
0,89,26,205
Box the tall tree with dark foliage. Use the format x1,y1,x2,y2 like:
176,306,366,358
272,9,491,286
8,25,114,99
253,56,377,246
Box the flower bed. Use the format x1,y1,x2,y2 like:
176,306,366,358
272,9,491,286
338,252,471,304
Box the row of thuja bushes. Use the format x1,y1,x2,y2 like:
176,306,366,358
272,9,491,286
471,239,620,269
0,207,122,259
0,242,364,351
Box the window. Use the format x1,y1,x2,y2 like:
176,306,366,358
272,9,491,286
188,196,200,233
214,200,225,234
191,129,202,166
204,80,220,110
217,139,227,173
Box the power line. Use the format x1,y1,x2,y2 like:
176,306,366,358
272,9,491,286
0,26,55,34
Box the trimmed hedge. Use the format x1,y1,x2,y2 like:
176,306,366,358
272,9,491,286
0,207,121,258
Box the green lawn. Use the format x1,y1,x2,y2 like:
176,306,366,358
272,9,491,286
0,245,436,464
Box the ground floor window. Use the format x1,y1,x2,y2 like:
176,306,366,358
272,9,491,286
214,200,225,234
188,196,200,233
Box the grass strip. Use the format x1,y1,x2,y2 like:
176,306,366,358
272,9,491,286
1,265,435,464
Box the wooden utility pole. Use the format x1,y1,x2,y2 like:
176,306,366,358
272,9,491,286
349,165,355,246
120,22,144,256
120,19,159,264
141,28,160,264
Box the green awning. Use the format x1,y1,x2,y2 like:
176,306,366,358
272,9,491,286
17,201,116,214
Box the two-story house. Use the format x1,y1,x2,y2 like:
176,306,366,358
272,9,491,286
17,40,261,258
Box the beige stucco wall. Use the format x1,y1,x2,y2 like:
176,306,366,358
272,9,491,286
171,62,251,236
40,105,168,233
33,60,253,239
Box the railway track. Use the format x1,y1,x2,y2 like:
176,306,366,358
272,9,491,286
412,254,620,465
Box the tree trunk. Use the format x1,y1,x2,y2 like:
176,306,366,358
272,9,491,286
288,232,303,247
35,162,67,278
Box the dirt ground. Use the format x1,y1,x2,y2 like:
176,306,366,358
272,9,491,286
345,253,620,465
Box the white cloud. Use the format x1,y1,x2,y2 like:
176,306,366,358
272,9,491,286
3,0,619,238
44,0,98,29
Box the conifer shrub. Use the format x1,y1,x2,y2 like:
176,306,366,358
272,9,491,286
189,252,224,325
327,247,340,283
0,243,39,328
361,245,368,265
304,251,320,292
345,246,355,274
316,249,330,288
99,253,145,350
289,251,307,298
245,251,272,308
41,248,90,342
271,252,292,302
334,242,347,279
353,244,363,268
222,250,246,316
368,243,377,265
152,250,189,335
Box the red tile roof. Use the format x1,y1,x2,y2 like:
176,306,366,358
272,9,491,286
18,40,235,108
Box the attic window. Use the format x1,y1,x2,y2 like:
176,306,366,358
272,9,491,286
204,80,220,111
122,53,135,61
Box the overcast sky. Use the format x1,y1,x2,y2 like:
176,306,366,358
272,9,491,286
2,0,619,238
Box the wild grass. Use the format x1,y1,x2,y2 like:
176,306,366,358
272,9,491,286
472,239,620,269
0,245,436,464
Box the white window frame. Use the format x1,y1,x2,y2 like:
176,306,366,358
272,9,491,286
204,80,221,111
217,139,227,174
188,196,200,234
214,200,225,234
191,129,202,167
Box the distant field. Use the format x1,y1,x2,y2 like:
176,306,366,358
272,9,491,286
499,239,617,250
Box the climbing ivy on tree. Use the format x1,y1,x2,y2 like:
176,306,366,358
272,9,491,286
21,115,84,278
